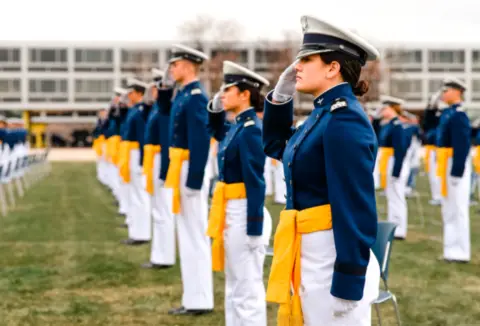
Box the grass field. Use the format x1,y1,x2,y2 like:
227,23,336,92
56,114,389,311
0,162,479,325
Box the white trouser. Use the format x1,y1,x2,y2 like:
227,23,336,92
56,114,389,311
273,162,286,204
119,178,128,216
428,151,442,202
300,229,380,325
386,155,410,238
264,159,273,196
224,199,272,326
373,151,380,190
127,149,151,241
177,160,214,310
110,164,120,200
442,156,471,261
150,154,176,265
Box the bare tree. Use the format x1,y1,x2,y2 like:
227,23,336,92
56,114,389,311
358,59,382,103
177,15,245,95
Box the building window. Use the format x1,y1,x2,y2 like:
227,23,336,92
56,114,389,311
74,48,114,71
471,80,480,100
28,48,68,72
0,48,21,71
0,79,21,102
471,50,480,71
428,79,445,94
28,79,68,102
255,49,287,63
75,79,113,102
390,79,422,101
121,49,159,73
428,50,465,72
211,49,248,64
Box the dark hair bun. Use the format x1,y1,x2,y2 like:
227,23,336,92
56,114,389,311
353,80,369,96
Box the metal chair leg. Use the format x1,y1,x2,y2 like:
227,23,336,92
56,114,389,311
374,303,382,326
391,294,402,326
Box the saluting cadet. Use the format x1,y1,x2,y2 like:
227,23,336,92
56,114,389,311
264,15,380,325
141,68,175,269
120,78,151,245
436,77,471,263
163,44,214,315
423,91,443,205
144,73,177,269
206,61,272,326
377,95,410,239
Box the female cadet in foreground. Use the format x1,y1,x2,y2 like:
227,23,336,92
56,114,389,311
206,61,272,326
263,15,381,325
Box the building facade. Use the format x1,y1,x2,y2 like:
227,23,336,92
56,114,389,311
1,40,480,126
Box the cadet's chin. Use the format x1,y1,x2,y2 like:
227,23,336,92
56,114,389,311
295,82,311,95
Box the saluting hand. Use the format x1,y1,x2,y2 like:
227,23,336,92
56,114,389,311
207,91,224,113
161,68,175,89
272,61,298,103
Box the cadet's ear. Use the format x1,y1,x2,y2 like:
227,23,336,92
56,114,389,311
240,89,251,102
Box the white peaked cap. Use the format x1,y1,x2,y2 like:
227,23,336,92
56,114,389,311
222,60,270,89
297,15,379,65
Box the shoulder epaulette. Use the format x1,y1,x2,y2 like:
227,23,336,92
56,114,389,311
330,98,348,112
191,88,202,95
244,120,255,127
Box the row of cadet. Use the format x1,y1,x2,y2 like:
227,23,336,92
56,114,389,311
90,14,445,326
91,49,281,324
370,77,473,264
0,115,48,216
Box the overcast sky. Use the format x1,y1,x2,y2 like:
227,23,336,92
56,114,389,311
3,0,480,45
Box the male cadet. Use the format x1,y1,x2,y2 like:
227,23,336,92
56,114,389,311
120,78,151,245
142,68,175,269
436,77,471,263
163,44,213,315
423,91,443,205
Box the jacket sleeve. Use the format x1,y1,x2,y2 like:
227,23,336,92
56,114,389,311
324,109,378,301
159,113,170,181
157,88,174,115
186,94,210,190
451,111,471,177
239,125,266,236
392,124,407,178
208,109,230,142
135,114,146,166
262,90,295,160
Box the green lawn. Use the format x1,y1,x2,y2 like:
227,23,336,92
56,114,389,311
0,162,479,325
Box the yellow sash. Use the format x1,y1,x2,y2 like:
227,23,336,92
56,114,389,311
436,147,453,197
424,145,435,173
143,144,161,195
474,146,480,174
206,182,247,272
378,147,394,189
266,205,332,326
93,135,105,157
119,141,139,183
164,147,190,214
110,136,121,165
